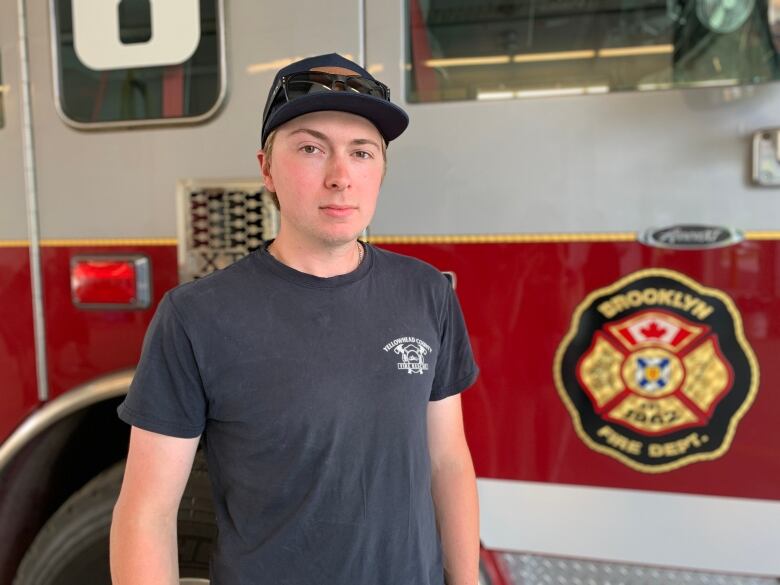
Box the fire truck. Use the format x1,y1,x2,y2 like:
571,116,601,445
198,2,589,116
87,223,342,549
1,0,778,583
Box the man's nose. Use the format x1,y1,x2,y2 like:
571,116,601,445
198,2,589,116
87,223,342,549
325,154,350,190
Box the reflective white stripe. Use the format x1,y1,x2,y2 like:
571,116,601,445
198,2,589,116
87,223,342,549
478,478,780,576
72,0,200,70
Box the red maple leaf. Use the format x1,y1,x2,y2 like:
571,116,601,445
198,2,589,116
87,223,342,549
640,321,667,339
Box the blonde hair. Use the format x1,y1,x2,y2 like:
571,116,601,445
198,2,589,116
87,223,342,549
261,130,281,210
261,127,388,210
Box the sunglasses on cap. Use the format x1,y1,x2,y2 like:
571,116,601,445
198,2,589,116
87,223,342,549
262,71,391,132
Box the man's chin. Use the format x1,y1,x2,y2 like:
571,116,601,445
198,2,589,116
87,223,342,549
320,233,365,248
317,226,367,247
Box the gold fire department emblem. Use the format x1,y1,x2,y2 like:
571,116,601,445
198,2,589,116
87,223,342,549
554,269,759,473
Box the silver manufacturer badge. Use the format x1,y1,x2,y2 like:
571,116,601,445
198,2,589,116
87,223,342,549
639,225,744,250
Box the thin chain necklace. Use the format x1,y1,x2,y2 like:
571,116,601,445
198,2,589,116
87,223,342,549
357,240,365,266
267,240,364,271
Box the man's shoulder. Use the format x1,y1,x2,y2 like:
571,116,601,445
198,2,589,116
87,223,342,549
371,245,449,288
165,253,260,312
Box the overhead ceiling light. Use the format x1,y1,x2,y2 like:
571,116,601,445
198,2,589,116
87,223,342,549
478,85,610,100
598,44,674,58
426,55,511,68
477,90,515,101
515,85,609,98
515,87,587,98
514,50,595,63
584,85,609,94
684,78,740,87
638,78,739,91
637,82,674,91
426,45,673,68
367,64,385,74
0,84,9,94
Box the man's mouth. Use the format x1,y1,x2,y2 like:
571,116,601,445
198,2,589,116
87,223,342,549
320,205,357,218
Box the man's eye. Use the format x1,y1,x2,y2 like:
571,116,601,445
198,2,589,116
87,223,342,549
301,145,319,154
354,150,373,159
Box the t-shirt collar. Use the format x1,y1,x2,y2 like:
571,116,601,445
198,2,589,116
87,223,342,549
257,239,373,288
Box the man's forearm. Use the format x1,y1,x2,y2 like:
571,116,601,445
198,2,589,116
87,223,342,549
110,500,179,585
431,454,480,585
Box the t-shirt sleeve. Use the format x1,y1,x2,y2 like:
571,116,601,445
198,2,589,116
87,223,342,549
430,281,479,401
117,293,208,438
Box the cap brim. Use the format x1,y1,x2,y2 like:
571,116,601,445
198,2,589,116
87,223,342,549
262,92,409,145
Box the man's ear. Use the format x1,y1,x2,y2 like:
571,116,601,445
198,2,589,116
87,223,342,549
257,150,275,193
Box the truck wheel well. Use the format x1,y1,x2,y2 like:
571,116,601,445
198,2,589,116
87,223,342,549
0,397,130,584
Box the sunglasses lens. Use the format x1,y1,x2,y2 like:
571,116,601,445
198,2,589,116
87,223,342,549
286,79,329,99
345,77,385,97
285,72,386,100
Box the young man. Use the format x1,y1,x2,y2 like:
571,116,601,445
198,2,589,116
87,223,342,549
110,54,480,585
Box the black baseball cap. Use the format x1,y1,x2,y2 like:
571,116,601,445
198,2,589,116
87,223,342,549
260,53,409,146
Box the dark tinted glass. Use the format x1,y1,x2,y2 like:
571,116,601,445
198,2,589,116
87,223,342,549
286,78,331,99
346,77,386,97
53,0,223,125
406,0,780,103
284,73,387,99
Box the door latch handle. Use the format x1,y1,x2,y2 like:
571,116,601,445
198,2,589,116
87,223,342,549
751,130,780,186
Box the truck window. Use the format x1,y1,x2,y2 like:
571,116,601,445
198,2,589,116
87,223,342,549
52,0,224,126
406,0,780,103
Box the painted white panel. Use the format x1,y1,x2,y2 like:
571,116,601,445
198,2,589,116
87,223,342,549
478,478,780,576
367,0,780,235
32,0,360,238
28,0,780,238
0,0,28,240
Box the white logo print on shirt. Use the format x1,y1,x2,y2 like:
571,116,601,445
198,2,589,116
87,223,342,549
382,337,432,374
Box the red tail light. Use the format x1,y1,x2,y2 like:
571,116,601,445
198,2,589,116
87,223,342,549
70,256,151,308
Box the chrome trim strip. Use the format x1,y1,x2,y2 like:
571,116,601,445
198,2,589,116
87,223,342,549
17,0,49,402
358,0,366,67
48,0,228,130
0,370,134,475
41,237,179,247
368,232,637,244
398,0,408,102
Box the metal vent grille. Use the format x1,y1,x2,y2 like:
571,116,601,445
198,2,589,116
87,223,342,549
499,553,778,585
180,182,278,281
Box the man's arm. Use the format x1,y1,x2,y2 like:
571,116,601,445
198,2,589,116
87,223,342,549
428,394,479,585
110,426,200,585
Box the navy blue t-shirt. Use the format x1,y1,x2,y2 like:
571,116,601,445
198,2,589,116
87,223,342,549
118,242,479,585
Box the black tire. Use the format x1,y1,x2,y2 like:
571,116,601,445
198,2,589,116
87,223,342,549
14,453,216,585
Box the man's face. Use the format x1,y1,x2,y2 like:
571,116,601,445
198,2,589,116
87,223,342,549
258,110,385,249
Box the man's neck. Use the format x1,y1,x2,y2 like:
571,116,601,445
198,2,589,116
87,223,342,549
268,233,363,278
